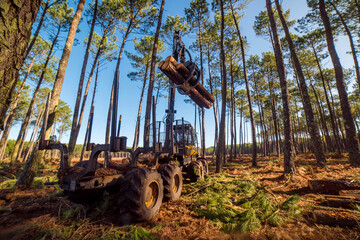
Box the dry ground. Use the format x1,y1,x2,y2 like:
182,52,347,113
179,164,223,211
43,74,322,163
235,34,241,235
0,153,360,239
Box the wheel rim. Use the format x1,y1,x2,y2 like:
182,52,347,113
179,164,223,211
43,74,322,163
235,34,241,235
173,174,180,193
145,181,159,208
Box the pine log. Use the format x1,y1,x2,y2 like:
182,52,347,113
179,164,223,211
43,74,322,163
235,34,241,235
175,63,215,103
339,190,360,198
158,60,212,108
310,207,360,227
308,179,360,194
165,56,215,103
322,197,360,209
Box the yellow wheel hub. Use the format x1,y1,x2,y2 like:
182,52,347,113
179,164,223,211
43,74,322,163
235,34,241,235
145,181,159,208
173,174,180,193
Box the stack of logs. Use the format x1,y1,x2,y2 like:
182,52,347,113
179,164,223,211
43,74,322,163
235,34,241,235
159,56,215,109
307,179,360,228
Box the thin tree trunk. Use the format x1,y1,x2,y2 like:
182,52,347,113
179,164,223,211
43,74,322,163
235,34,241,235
275,0,326,167
329,0,360,89
2,56,35,135
230,2,257,166
311,45,342,154
198,21,205,157
230,61,234,161
132,63,149,151
0,116,14,161
266,0,296,174
143,0,165,148
11,25,60,163
216,0,227,173
68,0,98,155
23,108,44,162
105,20,132,145
81,61,99,162
319,0,360,166
16,0,86,189
206,50,218,158
309,81,333,152
25,0,50,59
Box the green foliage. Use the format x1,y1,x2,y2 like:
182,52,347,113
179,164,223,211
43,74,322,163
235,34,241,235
280,195,302,217
0,178,17,188
353,204,360,212
122,226,157,240
185,175,302,233
61,205,84,220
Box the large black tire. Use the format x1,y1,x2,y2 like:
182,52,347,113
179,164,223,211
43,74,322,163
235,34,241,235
198,159,209,177
187,161,204,182
117,168,163,225
158,164,183,202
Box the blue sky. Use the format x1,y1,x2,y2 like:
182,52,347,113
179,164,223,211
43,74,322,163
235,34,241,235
9,0,356,148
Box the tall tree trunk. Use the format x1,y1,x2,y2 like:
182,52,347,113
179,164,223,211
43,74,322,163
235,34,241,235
143,0,165,148
198,21,206,157
0,0,41,129
16,0,86,189
329,1,360,89
132,63,149,151
23,108,44,163
266,0,296,174
81,61,99,162
68,0,98,155
105,19,133,144
311,45,342,154
309,81,333,152
268,76,281,157
216,0,227,173
319,0,360,166
275,0,326,167
230,2,257,166
206,50,218,158
74,29,109,151
230,61,234,161
11,24,60,163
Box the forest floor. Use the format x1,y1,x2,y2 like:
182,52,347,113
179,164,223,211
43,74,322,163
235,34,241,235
0,153,360,239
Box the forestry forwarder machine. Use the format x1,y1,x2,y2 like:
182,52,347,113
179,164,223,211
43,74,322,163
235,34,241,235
38,31,215,224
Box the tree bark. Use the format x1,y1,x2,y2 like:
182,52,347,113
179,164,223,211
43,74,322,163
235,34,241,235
68,0,98,155
16,0,86,189
319,0,360,166
0,0,41,129
266,0,296,174
275,0,326,168
24,0,50,59
216,0,227,173
143,0,165,148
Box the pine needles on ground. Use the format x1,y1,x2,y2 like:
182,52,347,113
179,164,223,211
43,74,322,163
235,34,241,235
184,174,302,233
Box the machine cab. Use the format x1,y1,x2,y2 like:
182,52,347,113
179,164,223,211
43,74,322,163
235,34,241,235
173,119,198,156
